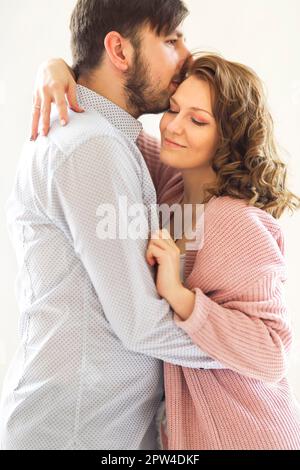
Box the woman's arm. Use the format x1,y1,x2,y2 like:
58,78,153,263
31,58,84,140
174,273,291,384
171,206,292,384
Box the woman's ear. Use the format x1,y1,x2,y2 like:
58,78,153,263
104,32,133,72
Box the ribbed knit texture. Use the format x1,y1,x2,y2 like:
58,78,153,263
138,131,300,450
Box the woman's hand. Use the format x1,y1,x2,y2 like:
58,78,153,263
146,229,182,302
31,58,84,141
146,229,196,320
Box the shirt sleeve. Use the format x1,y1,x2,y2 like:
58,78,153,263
51,135,224,369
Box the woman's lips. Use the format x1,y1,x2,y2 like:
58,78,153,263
163,137,186,149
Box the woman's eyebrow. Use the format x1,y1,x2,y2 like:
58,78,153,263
190,107,214,117
170,97,213,117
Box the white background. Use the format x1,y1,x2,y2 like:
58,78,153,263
0,0,299,399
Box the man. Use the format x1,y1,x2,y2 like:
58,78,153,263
0,0,223,450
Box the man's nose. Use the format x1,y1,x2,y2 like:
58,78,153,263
179,41,190,65
177,43,191,77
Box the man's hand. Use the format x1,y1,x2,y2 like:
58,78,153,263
31,58,84,140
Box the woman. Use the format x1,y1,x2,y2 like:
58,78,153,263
32,54,300,450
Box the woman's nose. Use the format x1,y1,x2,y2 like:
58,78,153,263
167,116,183,135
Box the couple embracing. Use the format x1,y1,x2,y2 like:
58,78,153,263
1,0,300,450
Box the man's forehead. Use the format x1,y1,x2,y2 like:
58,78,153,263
174,28,184,38
140,23,185,40
169,27,186,42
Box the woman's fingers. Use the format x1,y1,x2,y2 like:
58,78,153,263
146,244,165,266
152,229,170,240
66,84,85,113
31,94,42,141
161,229,179,249
146,249,156,266
149,238,169,251
31,86,77,140
40,95,52,137
52,89,69,127
160,229,172,240
151,229,179,251
31,85,84,141
154,229,174,243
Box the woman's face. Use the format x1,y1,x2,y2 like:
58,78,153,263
160,75,219,170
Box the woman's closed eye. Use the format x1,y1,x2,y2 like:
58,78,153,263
167,109,208,127
191,118,208,127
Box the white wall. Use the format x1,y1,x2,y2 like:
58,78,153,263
0,0,299,399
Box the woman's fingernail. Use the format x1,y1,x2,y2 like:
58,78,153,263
61,119,67,126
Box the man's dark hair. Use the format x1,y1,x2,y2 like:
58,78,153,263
70,0,189,77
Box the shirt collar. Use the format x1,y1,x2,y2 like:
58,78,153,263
76,84,143,142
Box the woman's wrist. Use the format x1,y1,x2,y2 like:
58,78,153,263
167,285,196,321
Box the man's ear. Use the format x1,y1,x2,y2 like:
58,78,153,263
104,32,133,72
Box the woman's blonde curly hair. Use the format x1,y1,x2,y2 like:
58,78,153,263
186,53,300,219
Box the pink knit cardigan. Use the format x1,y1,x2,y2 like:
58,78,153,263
138,131,300,450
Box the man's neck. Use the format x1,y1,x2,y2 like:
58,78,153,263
78,64,140,119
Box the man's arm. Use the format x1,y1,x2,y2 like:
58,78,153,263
51,134,222,369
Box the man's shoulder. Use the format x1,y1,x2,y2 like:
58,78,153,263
21,110,141,187
47,109,121,157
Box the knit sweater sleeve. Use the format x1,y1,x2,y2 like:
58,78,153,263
175,199,292,383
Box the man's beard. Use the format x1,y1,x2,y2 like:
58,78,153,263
124,48,173,117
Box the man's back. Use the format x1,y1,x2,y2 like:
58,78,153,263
0,87,163,450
